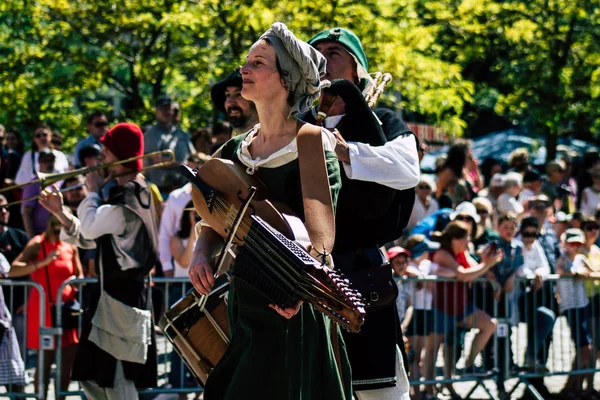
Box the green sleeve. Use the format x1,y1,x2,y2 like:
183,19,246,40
219,132,250,160
325,150,341,215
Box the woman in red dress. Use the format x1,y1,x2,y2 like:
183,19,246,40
9,214,82,400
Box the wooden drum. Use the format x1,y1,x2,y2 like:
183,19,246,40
159,276,230,385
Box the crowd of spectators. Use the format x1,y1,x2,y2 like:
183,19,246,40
1,105,600,400
391,141,600,400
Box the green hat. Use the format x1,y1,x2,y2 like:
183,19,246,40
308,28,368,71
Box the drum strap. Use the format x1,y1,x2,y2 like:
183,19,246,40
296,122,335,262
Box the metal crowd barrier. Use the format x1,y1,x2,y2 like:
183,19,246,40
0,280,47,399
53,277,203,399
4,274,600,399
396,274,600,400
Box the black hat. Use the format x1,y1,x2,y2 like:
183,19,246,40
523,169,542,183
211,69,243,113
155,97,173,108
77,144,101,166
38,148,55,161
520,216,539,230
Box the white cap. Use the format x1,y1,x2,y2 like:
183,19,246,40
490,173,505,187
451,201,481,223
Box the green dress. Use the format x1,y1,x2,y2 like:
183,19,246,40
203,131,352,400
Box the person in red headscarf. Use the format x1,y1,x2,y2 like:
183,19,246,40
39,123,159,399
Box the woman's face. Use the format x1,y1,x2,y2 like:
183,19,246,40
566,241,583,256
521,227,538,246
391,255,409,276
475,207,489,225
33,128,51,149
416,181,432,201
490,163,502,176
5,132,18,150
454,214,475,236
583,222,600,243
240,40,287,105
451,235,470,253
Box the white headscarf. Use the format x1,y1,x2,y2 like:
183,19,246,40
257,22,330,115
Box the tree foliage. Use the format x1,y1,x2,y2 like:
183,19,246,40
0,0,472,150
0,0,597,161
419,0,600,160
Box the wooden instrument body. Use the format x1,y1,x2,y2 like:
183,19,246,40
190,158,297,245
158,278,230,386
182,160,365,333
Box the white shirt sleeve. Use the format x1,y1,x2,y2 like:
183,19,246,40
77,192,126,240
14,151,34,185
342,134,420,190
159,196,180,272
53,150,70,173
533,241,551,279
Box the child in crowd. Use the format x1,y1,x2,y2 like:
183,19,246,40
581,165,600,216
556,229,595,397
388,246,419,330
516,217,556,372
402,234,440,400
483,212,524,395
489,212,524,298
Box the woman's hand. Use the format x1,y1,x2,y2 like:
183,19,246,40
188,252,215,295
269,301,302,319
531,273,543,291
485,249,504,267
42,249,60,267
332,129,350,163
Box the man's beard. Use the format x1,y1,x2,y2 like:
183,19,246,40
226,107,248,129
65,198,83,209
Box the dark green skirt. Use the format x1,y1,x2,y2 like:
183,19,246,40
203,277,352,400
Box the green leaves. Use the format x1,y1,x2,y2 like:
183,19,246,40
9,0,595,157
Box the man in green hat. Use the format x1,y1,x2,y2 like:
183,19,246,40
302,27,420,400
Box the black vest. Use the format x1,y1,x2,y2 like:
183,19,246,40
300,106,416,253
96,176,158,305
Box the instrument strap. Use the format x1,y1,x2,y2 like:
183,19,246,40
41,240,55,306
296,122,335,259
297,123,347,390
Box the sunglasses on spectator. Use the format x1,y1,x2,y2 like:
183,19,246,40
476,209,489,215
94,121,109,128
568,242,584,248
455,215,474,222
584,225,600,231
530,202,548,210
521,231,537,238
417,185,431,190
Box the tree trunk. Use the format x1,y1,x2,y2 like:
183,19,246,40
546,131,558,163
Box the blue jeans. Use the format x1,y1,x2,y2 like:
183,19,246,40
518,293,556,363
